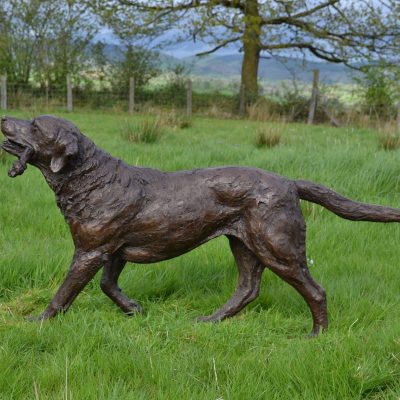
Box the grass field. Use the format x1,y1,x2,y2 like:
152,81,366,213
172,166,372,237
0,110,399,399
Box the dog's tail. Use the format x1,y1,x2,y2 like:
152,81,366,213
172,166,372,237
295,179,400,222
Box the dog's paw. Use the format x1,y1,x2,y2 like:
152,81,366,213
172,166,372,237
125,301,144,316
306,324,327,339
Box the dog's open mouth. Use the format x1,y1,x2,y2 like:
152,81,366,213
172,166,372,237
1,139,34,178
1,138,26,154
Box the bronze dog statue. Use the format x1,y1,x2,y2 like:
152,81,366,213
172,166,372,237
2,115,400,336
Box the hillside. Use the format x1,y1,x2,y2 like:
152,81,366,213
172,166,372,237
187,54,356,83
101,43,356,84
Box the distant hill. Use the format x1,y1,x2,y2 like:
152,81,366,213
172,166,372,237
100,43,356,84
100,43,183,67
187,54,356,83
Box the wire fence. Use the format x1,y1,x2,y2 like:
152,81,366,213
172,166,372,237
1,75,242,119
3,73,399,128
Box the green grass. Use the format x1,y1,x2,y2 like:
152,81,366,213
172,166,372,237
0,110,400,399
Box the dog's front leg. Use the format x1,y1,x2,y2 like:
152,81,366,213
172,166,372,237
100,255,144,315
31,250,103,320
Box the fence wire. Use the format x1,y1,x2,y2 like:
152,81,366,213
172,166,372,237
3,81,241,117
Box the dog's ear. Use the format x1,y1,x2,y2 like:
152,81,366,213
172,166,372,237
50,129,79,173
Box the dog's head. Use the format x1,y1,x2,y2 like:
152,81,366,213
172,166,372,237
1,115,80,176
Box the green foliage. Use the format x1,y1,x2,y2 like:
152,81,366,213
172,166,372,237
120,117,164,143
355,65,398,119
276,85,310,122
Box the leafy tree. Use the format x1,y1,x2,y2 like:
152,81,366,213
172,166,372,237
0,0,56,87
0,0,97,90
356,64,399,119
35,0,98,91
96,0,400,102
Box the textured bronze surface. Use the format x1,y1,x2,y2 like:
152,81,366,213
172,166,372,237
2,115,400,336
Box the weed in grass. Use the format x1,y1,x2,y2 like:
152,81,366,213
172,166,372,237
247,98,280,122
254,124,283,148
120,117,165,143
161,111,193,129
177,115,192,129
201,104,234,119
377,124,400,150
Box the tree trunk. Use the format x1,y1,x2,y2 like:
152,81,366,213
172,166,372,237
240,0,261,103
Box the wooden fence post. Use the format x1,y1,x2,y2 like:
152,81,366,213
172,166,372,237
239,84,245,118
397,102,400,131
66,74,73,112
1,75,7,110
45,79,49,109
129,77,135,114
308,69,319,125
186,79,192,117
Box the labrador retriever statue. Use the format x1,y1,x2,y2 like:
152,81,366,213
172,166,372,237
2,115,400,336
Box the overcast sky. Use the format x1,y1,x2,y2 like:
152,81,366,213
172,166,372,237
94,0,394,59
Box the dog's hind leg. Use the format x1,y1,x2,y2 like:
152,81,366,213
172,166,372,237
250,211,328,337
100,256,144,315
265,256,327,337
30,250,103,320
197,236,264,322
